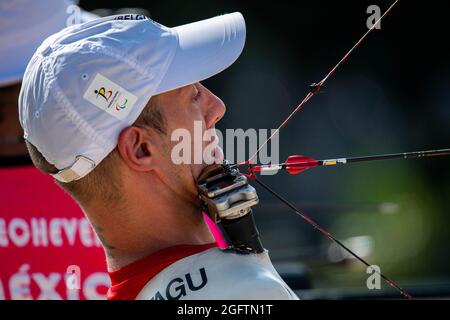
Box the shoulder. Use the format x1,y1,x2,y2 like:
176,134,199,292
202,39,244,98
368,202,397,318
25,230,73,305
136,248,299,300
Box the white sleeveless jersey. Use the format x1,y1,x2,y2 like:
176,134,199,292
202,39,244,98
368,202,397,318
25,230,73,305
135,248,299,300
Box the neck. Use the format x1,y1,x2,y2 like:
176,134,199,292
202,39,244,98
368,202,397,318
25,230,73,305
84,191,215,272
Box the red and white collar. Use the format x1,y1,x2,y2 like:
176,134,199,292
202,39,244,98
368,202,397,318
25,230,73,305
107,243,218,300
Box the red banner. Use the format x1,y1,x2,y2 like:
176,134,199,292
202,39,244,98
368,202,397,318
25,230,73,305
0,166,109,300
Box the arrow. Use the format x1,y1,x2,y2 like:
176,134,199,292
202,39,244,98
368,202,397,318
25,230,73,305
250,148,450,175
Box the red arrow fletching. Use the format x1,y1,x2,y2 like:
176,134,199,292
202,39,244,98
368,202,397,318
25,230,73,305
285,155,319,174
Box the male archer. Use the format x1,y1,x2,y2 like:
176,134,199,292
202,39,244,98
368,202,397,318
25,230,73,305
19,13,298,299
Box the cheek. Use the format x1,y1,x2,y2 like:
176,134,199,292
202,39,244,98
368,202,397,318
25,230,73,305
167,160,201,201
168,120,209,162
159,132,197,179
163,108,208,180
165,134,205,187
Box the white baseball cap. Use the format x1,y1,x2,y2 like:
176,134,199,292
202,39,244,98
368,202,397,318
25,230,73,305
19,12,246,183
0,0,96,87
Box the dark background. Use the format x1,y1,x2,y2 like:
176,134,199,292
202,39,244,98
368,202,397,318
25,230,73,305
75,0,449,296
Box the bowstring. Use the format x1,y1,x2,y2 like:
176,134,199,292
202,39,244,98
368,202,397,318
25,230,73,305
247,0,401,163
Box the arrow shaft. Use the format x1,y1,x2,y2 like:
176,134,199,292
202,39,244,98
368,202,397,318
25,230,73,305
336,149,450,165
250,148,450,174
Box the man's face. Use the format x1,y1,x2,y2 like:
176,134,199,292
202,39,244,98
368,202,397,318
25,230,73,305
149,82,226,202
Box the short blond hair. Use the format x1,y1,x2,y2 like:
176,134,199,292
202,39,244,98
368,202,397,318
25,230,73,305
26,96,166,207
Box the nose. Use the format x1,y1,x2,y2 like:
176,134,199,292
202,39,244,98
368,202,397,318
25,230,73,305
198,83,226,129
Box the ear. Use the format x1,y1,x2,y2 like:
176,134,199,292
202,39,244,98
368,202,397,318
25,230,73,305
117,126,155,173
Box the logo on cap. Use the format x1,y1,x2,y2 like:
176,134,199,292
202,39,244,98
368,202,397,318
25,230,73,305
83,73,138,121
94,87,113,102
116,99,128,111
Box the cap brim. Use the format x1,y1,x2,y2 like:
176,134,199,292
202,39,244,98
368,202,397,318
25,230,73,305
155,12,246,94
